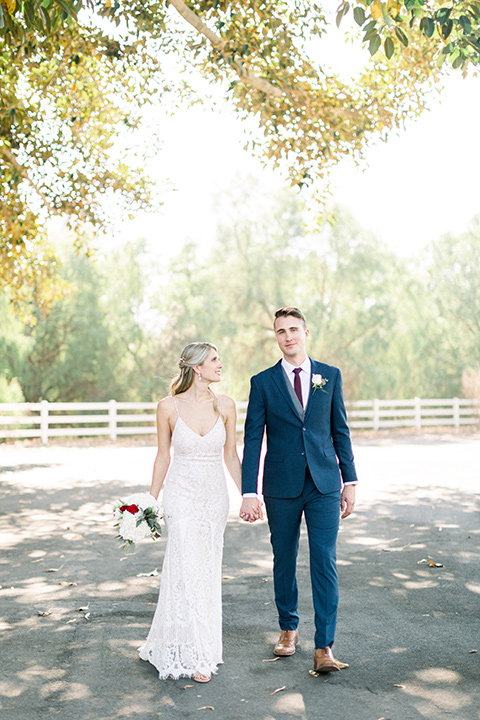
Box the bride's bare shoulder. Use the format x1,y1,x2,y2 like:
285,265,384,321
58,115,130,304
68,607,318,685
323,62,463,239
157,395,176,416
220,395,237,412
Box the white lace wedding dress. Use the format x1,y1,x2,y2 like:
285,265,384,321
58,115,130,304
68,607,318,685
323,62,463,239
139,398,229,679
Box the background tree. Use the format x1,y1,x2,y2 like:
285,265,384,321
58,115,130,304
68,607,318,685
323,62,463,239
426,216,480,394
1,183,479,403
0,238,158,401
1,12,162,308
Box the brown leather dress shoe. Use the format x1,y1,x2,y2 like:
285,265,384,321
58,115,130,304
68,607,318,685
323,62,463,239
313,646,341,672
274,629,299,656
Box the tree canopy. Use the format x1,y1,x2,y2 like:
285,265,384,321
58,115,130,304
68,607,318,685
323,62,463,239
337,1,480,70
1,1,478,308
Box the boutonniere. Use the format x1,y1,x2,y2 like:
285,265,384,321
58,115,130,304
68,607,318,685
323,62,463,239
312,374,328,394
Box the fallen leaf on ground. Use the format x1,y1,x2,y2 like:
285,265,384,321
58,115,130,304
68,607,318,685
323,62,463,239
262,657,280,662
222,575,236,580
470,649,477,653
262,577,269,582
394,684,406,689
66,619,77,624
76,606,90,612
270,686,286,695
84,612,91,620
417,558,443,567
45,566,63,572
183,684,194,689
59,581,77,586
37,610,51,616
136,569,159,577
309,670,320,677
197,706,214,710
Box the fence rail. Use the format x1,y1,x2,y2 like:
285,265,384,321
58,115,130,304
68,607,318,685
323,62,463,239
0,398,478,444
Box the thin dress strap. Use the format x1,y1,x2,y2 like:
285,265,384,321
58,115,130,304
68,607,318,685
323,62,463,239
172,395,180,417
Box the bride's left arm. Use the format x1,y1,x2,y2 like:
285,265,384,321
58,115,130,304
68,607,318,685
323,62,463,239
222,396,242,493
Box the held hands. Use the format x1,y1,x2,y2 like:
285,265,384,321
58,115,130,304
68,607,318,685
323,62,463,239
239,497,264,523
340,484,356,519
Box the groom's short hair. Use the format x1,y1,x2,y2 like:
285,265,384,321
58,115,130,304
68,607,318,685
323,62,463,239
274,307,307,329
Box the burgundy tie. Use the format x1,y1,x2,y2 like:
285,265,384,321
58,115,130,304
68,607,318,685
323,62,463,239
293,367,303,407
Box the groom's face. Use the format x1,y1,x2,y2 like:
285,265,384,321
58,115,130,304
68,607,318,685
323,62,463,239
274,315,309,362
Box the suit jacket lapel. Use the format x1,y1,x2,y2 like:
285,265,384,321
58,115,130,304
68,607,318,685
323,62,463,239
271,361,304,421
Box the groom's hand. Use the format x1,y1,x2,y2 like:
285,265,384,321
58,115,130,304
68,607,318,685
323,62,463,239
340,485,356,519
240,497,264,523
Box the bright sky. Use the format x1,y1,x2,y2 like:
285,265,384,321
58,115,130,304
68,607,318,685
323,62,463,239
115,17,480,262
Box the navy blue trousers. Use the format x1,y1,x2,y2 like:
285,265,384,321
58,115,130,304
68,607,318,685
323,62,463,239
264,469,341,649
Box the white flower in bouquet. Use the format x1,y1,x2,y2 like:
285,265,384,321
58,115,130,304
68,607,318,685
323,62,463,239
113,493,163,552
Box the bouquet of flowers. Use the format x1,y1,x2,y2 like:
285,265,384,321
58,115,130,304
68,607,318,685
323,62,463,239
113,493,163,552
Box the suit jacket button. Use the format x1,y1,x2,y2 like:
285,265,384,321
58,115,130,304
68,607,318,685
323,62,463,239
302,427,306,431
301,451,305,455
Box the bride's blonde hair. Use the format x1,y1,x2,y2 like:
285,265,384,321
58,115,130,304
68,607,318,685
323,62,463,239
170,342,218,397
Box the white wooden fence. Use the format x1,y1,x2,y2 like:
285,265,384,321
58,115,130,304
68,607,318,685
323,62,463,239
0,398,478,444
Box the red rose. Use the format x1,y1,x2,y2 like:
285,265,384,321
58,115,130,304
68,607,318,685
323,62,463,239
119,504,139,514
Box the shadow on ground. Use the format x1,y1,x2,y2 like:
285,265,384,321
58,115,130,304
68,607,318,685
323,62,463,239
0,445,479,720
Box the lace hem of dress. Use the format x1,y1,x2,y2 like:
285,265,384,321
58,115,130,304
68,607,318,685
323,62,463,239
138,641,223,679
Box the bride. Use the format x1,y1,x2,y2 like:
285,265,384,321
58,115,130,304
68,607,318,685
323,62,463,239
139,342,260,682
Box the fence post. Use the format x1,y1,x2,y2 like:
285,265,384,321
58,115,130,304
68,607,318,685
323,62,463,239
414,397,421,430
453,397,460,428
40,400,49,445
373,399,380,431
109,400,117,441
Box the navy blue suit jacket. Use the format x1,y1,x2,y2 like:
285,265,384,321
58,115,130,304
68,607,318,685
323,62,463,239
242,359,358,498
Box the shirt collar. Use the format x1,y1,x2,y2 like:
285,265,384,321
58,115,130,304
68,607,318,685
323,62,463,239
281,356,311,375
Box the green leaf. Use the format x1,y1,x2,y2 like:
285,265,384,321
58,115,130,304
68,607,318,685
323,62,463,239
459,15,472,35
384,36,395,59
452,53,464,69
469,4,480,20
55,0,75,17
440,19,453,40
353,6,365,26
363,19,377,33
420,16,435,38
39,6,52,34
24,2,36,27
436,7,453,24
369,33,381,56
336,2,350,29
394,26,409,46
405,0,425,9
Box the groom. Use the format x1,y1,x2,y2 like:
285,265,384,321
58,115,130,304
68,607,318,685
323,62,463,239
240,307,357,672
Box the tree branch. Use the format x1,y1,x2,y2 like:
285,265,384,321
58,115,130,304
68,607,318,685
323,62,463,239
0,145,56,214
167,0,283,97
